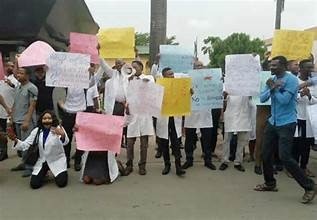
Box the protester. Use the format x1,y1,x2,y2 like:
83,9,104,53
254,56,316,204
124,60,155,176
182,60,216,171
31,66,54,118
292,59,317,177
219,92,252,172
0,60,19,160
11,67,38,177
8,110,68,189
156,67,185,176
58,64,96,171
287,60,299,76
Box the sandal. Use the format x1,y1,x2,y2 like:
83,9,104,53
254,183,278,192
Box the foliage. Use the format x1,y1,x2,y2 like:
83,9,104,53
201,33,267,69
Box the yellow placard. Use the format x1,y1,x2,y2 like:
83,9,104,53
271,30,314,60
156,78,192,116
98,27,135,59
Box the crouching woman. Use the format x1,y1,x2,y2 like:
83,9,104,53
8,110,69,189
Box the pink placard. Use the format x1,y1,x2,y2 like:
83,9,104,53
18,41,55,67
70,32,99,64
75,112,124,153
0,52,4,80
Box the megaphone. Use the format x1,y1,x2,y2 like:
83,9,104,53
121,63,136,76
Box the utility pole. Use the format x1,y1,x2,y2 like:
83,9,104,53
149,0,167,66
275,0,284,29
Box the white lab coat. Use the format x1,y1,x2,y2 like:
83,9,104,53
126,74,155,138
224,96,252,132
13,126,69,177
184,110,213,128
80,151,119,183
294,79,317,137
156,116,183,139
104,74,129,115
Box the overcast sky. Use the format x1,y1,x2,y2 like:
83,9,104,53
84,0,317,63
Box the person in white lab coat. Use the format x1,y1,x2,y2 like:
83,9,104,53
124,61,155,175
293,59,317,177
219,92,252,172
156,67,186,176
8,110,69,189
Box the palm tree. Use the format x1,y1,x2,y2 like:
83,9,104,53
149,0,167,66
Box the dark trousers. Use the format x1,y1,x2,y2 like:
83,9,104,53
185,127,212,163
113,102,127,147
262,122,315,190
0,119,7,153
293,120,314,170
211,109,221,153
30,162,68,189
157,117,182,164
61,112,83,165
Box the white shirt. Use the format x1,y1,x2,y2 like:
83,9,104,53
86,85,99,107
63,88,87,113
0,74,19,119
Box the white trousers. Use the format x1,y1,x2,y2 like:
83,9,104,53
222,131,249,165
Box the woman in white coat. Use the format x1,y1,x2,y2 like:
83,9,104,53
8,110,69,189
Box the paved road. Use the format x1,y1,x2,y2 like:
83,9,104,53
1,138,317,220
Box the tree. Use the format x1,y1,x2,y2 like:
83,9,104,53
202,33,267,69
150,0,167,66
135,32,150,46
135,32,179,46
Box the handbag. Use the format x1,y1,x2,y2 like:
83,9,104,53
23,128,41,166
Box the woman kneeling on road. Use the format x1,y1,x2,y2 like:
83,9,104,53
8,110,69,189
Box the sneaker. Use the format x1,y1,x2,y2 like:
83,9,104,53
219,163,228,171
234,164,245,172
302,185,317,204
181,161,193,169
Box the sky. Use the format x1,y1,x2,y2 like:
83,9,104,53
84,0,317,63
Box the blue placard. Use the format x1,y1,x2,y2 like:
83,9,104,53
253,71,272,105
187,68,223,110
159,45,194,73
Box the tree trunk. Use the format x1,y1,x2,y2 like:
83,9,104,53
149,0,167,66
275,0,283,29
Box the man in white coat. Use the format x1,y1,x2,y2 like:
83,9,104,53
219,92,252,172
156,67,186,176
293,59,317,177
124,61,155,175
